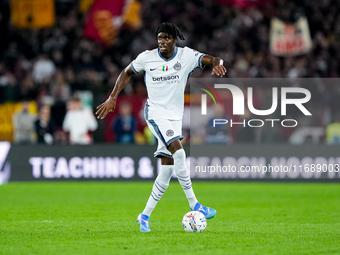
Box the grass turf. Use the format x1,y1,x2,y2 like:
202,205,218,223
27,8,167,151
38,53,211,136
0,182,339,255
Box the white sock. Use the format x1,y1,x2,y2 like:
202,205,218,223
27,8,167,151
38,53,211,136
173,149,198,209
142,165,174,217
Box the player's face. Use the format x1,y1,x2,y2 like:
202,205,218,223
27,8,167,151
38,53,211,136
157,32,177,55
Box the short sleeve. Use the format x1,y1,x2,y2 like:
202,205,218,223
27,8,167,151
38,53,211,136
131,51,148,73
184,47,206,70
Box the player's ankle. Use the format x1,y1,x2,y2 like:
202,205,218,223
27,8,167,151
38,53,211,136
193,202,202,211
189,198,198,210
141,214,149,221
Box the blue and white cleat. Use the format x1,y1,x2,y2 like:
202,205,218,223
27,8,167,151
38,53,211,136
136,213,150,232
191,202,217,219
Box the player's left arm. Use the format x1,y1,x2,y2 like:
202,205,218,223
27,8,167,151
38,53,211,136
201,55,226,77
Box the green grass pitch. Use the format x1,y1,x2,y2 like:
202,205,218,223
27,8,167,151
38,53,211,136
1,182,340,255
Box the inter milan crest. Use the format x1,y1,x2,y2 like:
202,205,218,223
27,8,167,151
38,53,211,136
166,129,174,137
173,62,181,71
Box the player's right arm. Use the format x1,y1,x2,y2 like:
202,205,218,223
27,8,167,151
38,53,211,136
95,64,135,119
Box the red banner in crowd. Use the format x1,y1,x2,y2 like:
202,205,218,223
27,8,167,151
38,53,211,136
211,0,276,8
270,17,312,56
83,0,141,46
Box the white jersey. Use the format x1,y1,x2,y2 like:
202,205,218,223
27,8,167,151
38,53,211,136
131,46,205,120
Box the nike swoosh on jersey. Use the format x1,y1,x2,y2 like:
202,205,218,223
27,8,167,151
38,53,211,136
150,68,156,71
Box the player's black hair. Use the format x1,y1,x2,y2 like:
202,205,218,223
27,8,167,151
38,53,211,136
154,22,185,40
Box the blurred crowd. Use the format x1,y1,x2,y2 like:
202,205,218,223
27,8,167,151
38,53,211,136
1,0,340,144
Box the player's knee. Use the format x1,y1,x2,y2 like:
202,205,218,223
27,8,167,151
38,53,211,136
173,149,186,164
173,149,188,176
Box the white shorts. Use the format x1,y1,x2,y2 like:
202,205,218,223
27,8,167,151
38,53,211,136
146,118,183,158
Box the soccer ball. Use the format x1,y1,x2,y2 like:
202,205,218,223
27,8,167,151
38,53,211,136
182,211,207,232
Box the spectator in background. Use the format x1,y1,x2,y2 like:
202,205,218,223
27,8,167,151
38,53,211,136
51,50,65,68
19,74,36,101
12,100,36,144
50,88,67,129
32,54,56,83
113,101,136,144
2,42,19,71
50,70,71,102
62,97,97,144
206,104,230,144
326,113,340,144
35,105,55,144
64,67,80,92
0,69,19,102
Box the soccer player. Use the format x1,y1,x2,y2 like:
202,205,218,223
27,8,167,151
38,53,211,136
96,22,226,232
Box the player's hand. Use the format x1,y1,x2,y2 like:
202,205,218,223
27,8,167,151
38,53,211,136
211,64,227,77
95,96,116,119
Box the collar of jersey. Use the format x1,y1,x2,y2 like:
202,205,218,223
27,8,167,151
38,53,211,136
158,46,178,62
